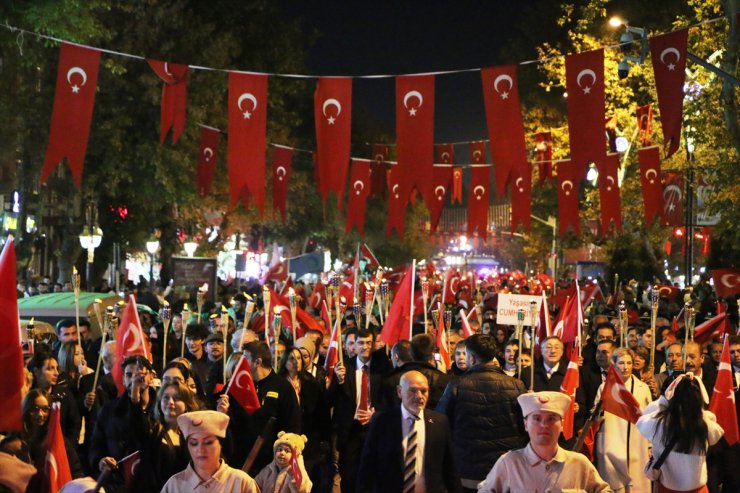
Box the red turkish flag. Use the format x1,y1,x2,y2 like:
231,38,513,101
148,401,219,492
712,268,740,297
434,303,451,369
360,244,380,269
662,171,684,226
369,144,390,198
380,265,413,346
650,29,688,158
511,165,532,233
227,72,268,214
435,143,454,164
315,77,352,209
460,309,475,338
441,268,461,305
290,447,304,488
45,403,72,493
565,49,606,176
396,75,435,205
428,165,452,234
469,141,487,164
112,296,152,395
602,366,642,424
226,355,261,414
481,65,529,196
271,145,293,222
560,346,580,440
346,159,372,235
308,281,327,311
535,131,553,186
268,287,321,334
709,337,739,445
451,167,463,204
40,43,101,189
323,305,340,384
0,238,23,432
694,313,729,345
196,126,220,196
556,159,582,236
386,166,406,239
147,60,189,144
262,260,289,284
119,450,141,489
636,104,653,147
467,166,490,238
596,153,623,234
638,146,664,225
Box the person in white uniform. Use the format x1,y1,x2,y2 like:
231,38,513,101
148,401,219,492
478,391,611,493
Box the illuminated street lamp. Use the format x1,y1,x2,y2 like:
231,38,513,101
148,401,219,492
146,238,160,283
78,203,102,291
183,240,198,257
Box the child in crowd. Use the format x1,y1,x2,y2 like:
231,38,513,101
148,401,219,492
254,431,312,493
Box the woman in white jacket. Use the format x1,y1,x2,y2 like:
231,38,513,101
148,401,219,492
636,373,724,493
594,348,652,492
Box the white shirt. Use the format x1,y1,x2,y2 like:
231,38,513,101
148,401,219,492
401,405,426,493
543,362,560,379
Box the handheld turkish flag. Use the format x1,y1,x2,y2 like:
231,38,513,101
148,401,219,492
268,287,321,334
602,366,642,424
434,303,451,370
442,268,460,305
40,43,101,189
315,77,353,209
196,126,220,196
0,238,23,432
112,296,152,395
147,60,189,144
226,355,261,414
345,159,372,235
119,450,141,489
323,303,341,385
45,403,72,493
227,72,268,214
291,447,303,488
693,312,730,345
552,296,575,342
308,281,327,311
481,65,529,196
262,260,289,284
386,166,406,239
338,270,355,306
396,75,435,206
379,265,413,347
360,243,380,270
556,159,582,237
596,153,623,234
565,49,606,177
712,268,740,297
649,29,688,159
638,146,664,225
459,309,474,338
428,165,452,234
271,145,293,222
560,346,580,440
709,337,739,445
467,165,491,239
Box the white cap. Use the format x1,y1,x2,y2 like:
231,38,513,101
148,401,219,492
517,391,571,418
177,410,230,439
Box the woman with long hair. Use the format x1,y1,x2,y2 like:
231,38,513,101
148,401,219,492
637,373,724,493
594,348,652,492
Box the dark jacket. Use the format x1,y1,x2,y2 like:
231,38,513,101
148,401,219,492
380,361,451,410
436,362,527,484
357,407,462,493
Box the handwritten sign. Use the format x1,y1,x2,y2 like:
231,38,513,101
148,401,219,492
496,293,542,326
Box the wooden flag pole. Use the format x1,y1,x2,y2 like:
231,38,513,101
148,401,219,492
409,260,416,341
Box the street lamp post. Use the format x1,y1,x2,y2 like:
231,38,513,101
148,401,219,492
146,239,160,284
78,203,102,291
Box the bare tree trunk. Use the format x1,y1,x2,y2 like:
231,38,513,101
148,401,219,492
721,0,739,156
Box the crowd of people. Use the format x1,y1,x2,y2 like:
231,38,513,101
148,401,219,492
1,274,739,493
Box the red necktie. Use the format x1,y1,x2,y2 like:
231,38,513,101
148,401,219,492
359,366,369,411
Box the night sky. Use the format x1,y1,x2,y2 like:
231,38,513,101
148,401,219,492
281,1,541,144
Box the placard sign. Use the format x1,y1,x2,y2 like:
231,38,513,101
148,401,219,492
496,293,542,326
172,256,218,302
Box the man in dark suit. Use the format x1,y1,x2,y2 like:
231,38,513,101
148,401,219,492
357,370,462,493
328,327,390,493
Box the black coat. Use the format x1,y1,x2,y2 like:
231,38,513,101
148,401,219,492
357,407,462,493
436,362,527,483
379,361,451,410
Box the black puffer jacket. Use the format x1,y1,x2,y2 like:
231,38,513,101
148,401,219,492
436,362,527,484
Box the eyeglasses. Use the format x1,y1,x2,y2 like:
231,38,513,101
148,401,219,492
543,345,562,352
31,405,51,414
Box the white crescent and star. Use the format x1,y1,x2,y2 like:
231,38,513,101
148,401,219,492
663,185,682,212
163,62,173,77
131,458,141,476
515,177,524,193
237,93,258,119
606,175,615,191
721,274,738,288
473,150,483,162
66,66,88,94
403,90,423,116
46,452,59,482
576,69,597,94
234,371,249,390
441,151,451,163
493,74,513,100
203,147,214,161
610,383,639,415
473,185,486,200
645,168,657,184
660,47,681,71
392,184,400,199
374,153,385,163
276,166,287,181
435,185,446,200
322,98,342,125
561,180,574,196
122,323,143,353
353,180,365,195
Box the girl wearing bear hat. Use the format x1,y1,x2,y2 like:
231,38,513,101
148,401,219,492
254,431,312,493
161,410,258,492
